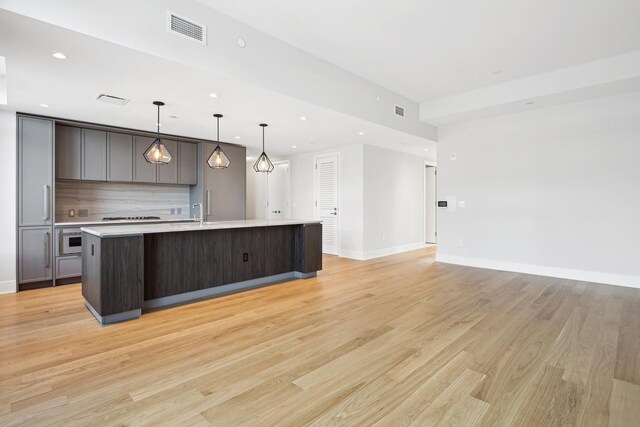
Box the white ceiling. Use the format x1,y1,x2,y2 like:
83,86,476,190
0,10,436,160
198,0,640,102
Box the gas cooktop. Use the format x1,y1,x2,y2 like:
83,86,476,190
102,216,162,221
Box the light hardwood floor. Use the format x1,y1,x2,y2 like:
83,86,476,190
1,247,640,426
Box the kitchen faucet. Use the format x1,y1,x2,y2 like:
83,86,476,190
193,203,203,226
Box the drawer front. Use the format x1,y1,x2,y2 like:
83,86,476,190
56,256,82,279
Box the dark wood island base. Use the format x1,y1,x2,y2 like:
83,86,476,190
81,222,322,324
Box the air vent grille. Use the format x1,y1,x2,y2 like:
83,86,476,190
96,94,129,106
394,105,405,117
167,11,207,45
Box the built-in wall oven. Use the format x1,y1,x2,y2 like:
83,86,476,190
55,226,83,281
59,229,82,256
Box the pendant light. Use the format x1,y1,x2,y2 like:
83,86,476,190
143,101,172,164
207,114,230,169
253,123,274,173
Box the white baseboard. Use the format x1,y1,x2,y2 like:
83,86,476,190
364,242,428,260
435,254,640,289
0,280,17,295
341,242,428,261
340,249,365,261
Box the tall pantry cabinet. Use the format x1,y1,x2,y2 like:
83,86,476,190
17,115,54,288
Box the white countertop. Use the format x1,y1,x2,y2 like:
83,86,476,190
81,219,322,238
56,218,195,227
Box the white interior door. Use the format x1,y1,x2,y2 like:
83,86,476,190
425,165,437,243
315,155,339,255
277,163,291,219
267,163,290,220
267,166,279,220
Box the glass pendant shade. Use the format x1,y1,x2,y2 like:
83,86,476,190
144,138,172,164
253,123,274,173
207,144,230,168
144,101,172,165
206,114,230,169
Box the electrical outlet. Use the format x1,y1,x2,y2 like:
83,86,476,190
176,208,182,215
450,152,457,160
68,209,75,217
458,239,464,247
243,253,249,262
78,209,89,217
170,208,176,215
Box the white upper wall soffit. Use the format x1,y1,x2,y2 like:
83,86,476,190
0,11,437,160
0,0,436,141
421,50,640,125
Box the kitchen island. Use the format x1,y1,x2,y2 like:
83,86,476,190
81,220,322,324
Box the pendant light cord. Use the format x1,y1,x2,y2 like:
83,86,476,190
262,126,265,152
217,115,220,142
156,104,160,137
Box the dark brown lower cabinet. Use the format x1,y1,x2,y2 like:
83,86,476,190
83,224,322,324
82,232,143,318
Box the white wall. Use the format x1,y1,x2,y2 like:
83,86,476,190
436,91,640,288
289,145,364,257
363,145,426,258
0,110,16,293
246,159,267,220
286,144,429,260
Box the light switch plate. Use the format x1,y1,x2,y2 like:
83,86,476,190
458,201,466,208
450,153,457,160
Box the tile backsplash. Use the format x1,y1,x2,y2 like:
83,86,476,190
55,180,190,222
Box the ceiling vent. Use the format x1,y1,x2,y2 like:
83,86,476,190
167,11,207,45
96,94,129,106
394,105,405,117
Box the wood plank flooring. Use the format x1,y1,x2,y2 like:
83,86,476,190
1,247,640,426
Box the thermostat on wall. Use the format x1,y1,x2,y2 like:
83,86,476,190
437,201,448,208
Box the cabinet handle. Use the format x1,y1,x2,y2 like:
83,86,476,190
44,232,50,268
206,190,211,216
43,185,50,220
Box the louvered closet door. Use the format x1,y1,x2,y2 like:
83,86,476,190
315,155,339,255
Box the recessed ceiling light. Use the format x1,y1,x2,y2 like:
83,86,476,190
209,92,218,98
424,148,429,152
234,136,241,139
358,131,365,135
292,145,297,149
52,52,66,60
299,116,307,121
246,156,252,161
237,38,246,48
39,103,50,108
